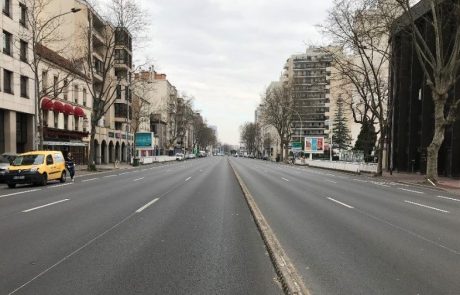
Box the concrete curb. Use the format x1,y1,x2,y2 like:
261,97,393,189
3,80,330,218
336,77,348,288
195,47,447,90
228,160,310,295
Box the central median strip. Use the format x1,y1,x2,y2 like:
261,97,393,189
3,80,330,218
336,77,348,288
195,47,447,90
22,199,70,213
228,160,310,295
404,200,449,213
135,198,160,213
327,197,354,209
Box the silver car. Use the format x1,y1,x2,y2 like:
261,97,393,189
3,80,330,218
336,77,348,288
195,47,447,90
0,154,16,184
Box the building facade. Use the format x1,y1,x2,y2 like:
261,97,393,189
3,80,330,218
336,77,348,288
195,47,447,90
1,0,34,154
283,48,333,147
390,0,460,177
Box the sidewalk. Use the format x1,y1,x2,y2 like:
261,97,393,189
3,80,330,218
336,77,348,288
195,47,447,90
74,163,137,177
381,171,460,195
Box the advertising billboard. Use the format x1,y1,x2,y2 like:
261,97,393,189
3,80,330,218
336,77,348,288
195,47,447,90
305,137,324,154
135,132,154,148
291,142,303,152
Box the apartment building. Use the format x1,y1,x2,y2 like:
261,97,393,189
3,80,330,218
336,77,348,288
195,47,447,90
0,0,34,154
38,44,92,164
135,69,179,155
283,47,359,150
40,0,134,164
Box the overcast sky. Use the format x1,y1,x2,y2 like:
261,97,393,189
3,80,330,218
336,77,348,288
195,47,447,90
137,0,334,144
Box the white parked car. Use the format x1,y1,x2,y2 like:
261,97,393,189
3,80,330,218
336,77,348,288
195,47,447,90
175,153,185,161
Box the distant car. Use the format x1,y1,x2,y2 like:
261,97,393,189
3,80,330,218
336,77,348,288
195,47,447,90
175,153,185,161
0,154,16,183
233,153,238,157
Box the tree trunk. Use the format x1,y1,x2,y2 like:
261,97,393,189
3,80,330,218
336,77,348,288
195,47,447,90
426,96,446,182
279,141,284,162
284,142,289,163
87,121,97,171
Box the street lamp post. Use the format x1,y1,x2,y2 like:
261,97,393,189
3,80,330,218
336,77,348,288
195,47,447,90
326,119,333,161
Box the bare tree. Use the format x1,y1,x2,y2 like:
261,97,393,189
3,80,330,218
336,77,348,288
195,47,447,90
165,96,196,152
19,0,82,150
240,122,258,156
261,83,295,162
394,0,460,181
320,0,400,175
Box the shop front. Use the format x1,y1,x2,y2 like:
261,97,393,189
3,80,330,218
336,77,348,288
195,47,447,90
43,128,89,164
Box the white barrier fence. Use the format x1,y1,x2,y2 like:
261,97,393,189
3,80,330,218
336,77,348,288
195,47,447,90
295,158,377,174
139,156,176,164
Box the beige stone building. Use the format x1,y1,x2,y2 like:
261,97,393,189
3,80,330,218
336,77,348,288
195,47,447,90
58,0,134,165
0,0,34,154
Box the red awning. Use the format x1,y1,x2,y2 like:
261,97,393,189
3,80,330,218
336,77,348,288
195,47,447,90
64,104,74,115
53,101,64,113
41,97,54,111
74,107,85,118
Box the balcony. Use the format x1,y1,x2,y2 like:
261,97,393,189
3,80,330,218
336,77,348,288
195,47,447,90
115,27,133,52
114,48,132,70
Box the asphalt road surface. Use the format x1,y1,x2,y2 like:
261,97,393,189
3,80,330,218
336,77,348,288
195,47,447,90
230,157,460,295
0,158,281,295
1,156,459,294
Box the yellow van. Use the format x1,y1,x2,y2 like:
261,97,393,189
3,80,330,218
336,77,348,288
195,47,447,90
6,151,67,188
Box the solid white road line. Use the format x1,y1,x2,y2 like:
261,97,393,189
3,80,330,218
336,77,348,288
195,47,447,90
133,177,144,182
82,178,98,182
49,183,73,189
0,189,42,199
103,175,117,178
353,179,368,183
135,198,160,213
399,188,424,194
282,177,290,182
22,199,70,213
404,200,449,213
325,180,337,184
327,197,354,209
185,177,192,182
436,195,460,202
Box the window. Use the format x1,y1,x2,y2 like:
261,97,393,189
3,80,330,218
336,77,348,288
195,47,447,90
46,155,53,166
83,88,87,106
42,71,48,94
2,0,10,16
53,76,58,97
64,114,68,130
43,110,48,127
75,117,79,131
116,85,121,99
63,79,69,100
19,3,27,27
3,69,13,94
3,30,12,56
20,40,28,62
73,84,78,103
54,113,58,128
20,75,28,98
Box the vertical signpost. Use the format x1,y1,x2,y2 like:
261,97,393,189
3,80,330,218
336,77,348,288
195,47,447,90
304,137,324,160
